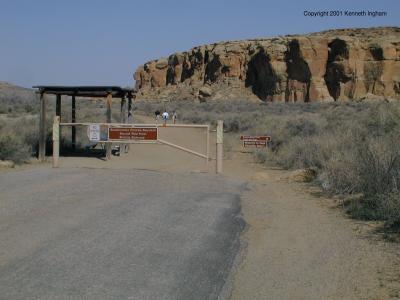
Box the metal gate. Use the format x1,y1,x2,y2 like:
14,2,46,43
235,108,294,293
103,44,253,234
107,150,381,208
52,118,223,173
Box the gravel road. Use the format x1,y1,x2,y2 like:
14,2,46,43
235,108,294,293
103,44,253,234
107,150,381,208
0,167,245,299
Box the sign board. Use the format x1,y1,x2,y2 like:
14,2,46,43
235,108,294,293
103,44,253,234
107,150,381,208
240,135,271,148
243,140,267,147
88,124,101,142
108,127,158,141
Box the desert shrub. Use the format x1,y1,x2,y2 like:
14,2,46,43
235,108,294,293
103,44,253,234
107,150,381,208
0,115,51,163
0,133,31,163
347,193,400,227
273,135,327,169
284,117,319,137
382,193,400,228
254,149,269,163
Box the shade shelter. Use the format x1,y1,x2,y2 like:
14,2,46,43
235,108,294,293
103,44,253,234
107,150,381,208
33,86,135,161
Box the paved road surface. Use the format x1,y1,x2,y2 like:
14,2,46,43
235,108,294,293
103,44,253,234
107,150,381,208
0,167,245,299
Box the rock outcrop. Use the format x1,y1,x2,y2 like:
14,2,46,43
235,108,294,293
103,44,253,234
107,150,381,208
134,27,400,102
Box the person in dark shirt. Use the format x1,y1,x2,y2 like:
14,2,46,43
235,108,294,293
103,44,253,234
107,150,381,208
155,110,160,123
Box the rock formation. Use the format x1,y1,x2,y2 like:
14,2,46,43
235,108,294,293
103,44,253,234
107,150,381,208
134,27,400,102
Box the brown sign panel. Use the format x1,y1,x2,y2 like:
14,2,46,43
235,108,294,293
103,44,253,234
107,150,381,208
241,135,271,148
240,135,271,142
108,127,157,141
243,140,267,148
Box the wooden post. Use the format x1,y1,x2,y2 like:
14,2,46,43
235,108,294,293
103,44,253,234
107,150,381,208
126,94,133,153
120,97,127,155
106,93,112,159
71,95,76,150
120,97,126,123
56,94,62,150
56,94,61,117
52,116,60,168
127,94,133,123
216,120,223,174
206,125,210,167
38,92,47,161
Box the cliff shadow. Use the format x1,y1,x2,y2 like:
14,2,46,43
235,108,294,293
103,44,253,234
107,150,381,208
324,38,351,100
364,44,384,94
245,48,278,101
285,39,312,102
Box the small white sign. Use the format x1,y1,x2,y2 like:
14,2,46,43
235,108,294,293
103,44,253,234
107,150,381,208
88,124,101,142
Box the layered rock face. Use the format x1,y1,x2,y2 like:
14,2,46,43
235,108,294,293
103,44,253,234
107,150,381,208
134,27,400,102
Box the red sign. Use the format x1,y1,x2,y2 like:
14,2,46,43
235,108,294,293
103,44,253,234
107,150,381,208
108,127,157,141
241,135,271,148
240,135,271,141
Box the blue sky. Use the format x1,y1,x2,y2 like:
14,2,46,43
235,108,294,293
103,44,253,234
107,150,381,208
0,0,398,88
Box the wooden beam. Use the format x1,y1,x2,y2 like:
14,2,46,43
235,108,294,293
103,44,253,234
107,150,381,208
56,94,62,150
216,120,223,174
127,94,133,123
71,95,76,150
120,97,126,123
158,139,207,159
106,93,112,159
120,97,128,154
38,93,47,161
52,116,60,168
56,94,61,118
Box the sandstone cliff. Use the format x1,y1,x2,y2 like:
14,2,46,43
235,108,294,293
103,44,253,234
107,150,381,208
134,27,400,102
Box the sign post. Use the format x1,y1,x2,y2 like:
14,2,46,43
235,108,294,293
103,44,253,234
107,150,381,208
216,120,223,174
52,116,60,168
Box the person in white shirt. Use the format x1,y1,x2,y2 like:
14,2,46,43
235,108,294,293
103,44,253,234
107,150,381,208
162,110,169,125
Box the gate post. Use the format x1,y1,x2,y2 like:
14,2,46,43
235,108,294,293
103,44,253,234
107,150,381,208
52,116,60,168
106,93,112,160
216,120,223,174
38,92,47,162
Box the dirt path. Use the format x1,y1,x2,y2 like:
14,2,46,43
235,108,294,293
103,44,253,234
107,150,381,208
223,151,400,300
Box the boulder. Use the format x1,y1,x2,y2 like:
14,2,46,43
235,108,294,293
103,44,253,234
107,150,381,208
199,86,212,97
288,168,317,182
0,160,15,168
156,58,168,69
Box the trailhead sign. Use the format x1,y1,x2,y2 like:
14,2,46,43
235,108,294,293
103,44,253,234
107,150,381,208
108,127,158,141
240,135,271,148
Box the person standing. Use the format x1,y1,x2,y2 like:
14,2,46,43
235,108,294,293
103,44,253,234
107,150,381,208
162,110,169,125
155,110,160,123
172,111,177,124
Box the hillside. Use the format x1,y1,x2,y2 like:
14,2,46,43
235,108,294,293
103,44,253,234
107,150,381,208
0,82,36,114
134,27,400,102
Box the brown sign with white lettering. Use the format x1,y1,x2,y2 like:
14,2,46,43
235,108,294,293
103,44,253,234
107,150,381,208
240,135,271,148
108,127,158,141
